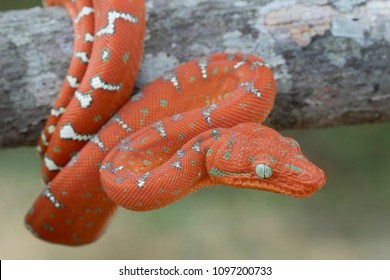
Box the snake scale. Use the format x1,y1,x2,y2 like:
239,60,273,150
26,0,326,246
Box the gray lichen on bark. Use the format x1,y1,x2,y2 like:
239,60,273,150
0,0,389,147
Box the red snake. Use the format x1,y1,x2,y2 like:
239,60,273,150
26,0,326,246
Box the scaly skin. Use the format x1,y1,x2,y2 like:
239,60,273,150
26,0,326,246
38,0,95,156
38,0,146,183
101,123,326,210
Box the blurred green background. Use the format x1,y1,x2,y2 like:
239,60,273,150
1,1,390,260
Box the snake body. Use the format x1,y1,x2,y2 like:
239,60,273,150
37,0,94,158
26,0,326,246
38,0,146,183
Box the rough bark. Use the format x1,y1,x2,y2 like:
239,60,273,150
1,0,390,147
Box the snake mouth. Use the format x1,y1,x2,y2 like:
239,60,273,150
208,167,251,178
269,167,327,198
215,167,326,198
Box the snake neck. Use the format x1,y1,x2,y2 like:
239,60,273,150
100,126,229,211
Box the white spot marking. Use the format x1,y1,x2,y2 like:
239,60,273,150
75,90,93,108
91,135,108,152
73,6,94,24
59,123,93,141
162,72,181,92
84,33,94,43
100,162,124,173
137,172,151,189
201,104,218,126
50,107,66,117
151,121,167,138
112,115,132,132
233,56,248,70
171,150,186,170
68,153,79,167
172,114,183,122
192,137,202,153
95,11,138,37
42,184,63,208
47,125,56,135
240,82,262,99
90,76,122,91
251,61,269,70
66,75,79,88
74,52,89,63
40,132,48,146
44,156,62,171
198,57,209,79
101,49,110,62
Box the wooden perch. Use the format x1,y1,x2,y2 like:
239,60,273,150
1,0,390,147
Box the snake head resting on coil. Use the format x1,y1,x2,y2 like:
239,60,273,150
206,123,326,198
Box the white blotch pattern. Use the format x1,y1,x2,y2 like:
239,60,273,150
66,75,80,88
90,76,122,91
192,137,203,153
50,107,66,117
44,156,61,171
84,33,94,43
198,57,209,79
74,52,90,63
95,11,138,37
47,125,56,135
233,56,248,70
251,61,269,71
100,162,124,173
162,72,181,92
101,49,110,62
75,90,93,108
171,150,186,170
68,153,79,167
172,114,183,122
137,172,151,189
60,123,94,141
112,115,132,133
41,132,49,146
91,135,108,152
151,121,167,138
201,104,218,126
42,184,63,209
240,82,262,99
211,128,221,140
73,6,94,23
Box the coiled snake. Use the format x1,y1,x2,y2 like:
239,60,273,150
26,0,326,246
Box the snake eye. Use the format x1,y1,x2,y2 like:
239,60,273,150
255,164,273,179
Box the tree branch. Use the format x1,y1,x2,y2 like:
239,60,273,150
1,0,390,147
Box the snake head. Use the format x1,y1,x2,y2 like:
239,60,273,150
206,123,326,198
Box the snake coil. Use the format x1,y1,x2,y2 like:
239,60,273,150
26,0,326,246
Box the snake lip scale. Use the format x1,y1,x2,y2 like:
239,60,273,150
26,0,326,246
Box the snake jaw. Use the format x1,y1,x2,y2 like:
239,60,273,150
216,163,326,198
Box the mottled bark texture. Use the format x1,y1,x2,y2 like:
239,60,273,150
1,0,390,147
